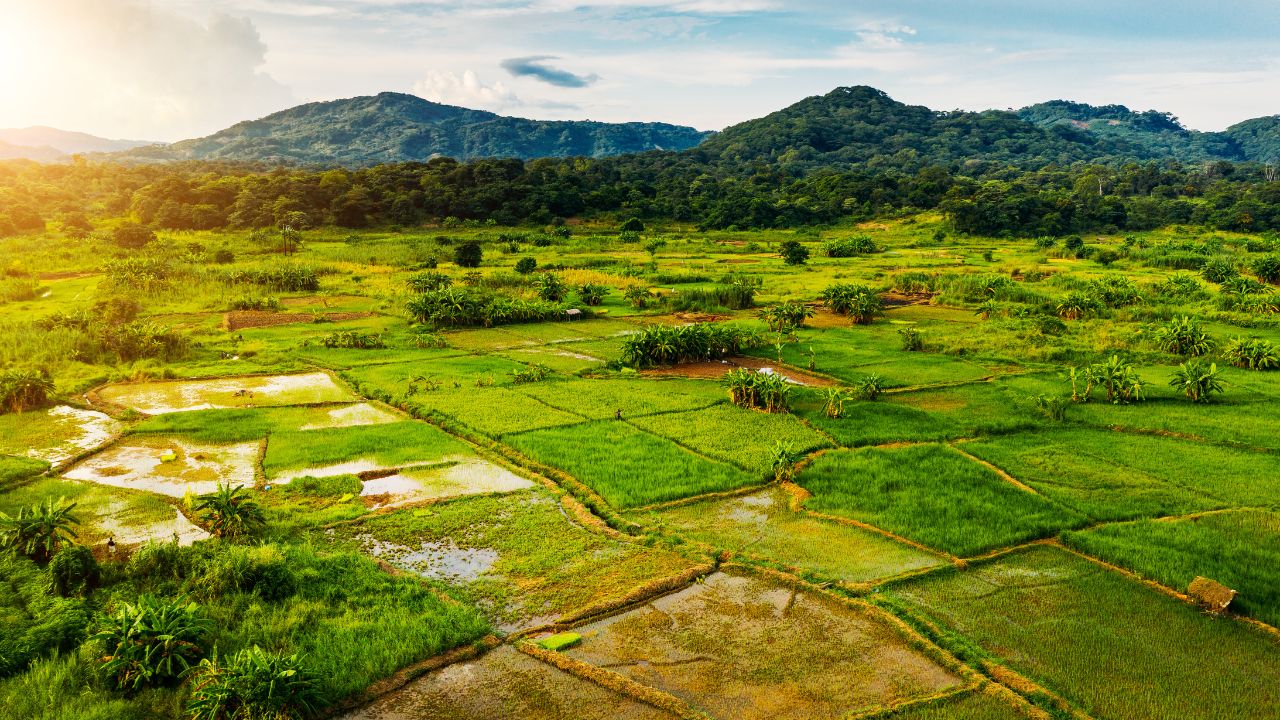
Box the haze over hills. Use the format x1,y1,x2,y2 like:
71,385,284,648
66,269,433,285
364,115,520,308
0,126,154,160
120,92,711,165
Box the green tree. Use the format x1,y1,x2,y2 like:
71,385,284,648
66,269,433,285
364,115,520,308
453,240,483,268
195,484,265,539
0,497,79,563
779,240,809,265
1170,359,1225,403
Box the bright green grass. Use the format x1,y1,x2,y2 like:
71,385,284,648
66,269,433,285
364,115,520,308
342,355,534,397
515,377,724,420
638,486,943,583
886,546,1280,720
799,445,1086,557
329,490,697,628
263,421,474,477
0,455,48,487
963,429,1280,520
0,477,177,546
405,385,585,436
497,346,606,373
130,404,399,443
1063,509,1280,628
631,403,832,472
505,421,757,508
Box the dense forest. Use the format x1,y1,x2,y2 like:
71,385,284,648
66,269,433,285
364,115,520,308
2,86,1279,238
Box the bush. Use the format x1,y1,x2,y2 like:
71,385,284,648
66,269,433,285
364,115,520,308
670,278,758,312
1153,316,1214,357
112,224,156,249
1222,337,1280,370
222,264,320,292
406,272,452,292
899,327,924,351
48,545,100,597
722,368,791,413
188,646,322,720
758,301,812,332
1169,359,1225,403
320,331,385,349
92,595,211,690
824,235,877,257
1252,254,1280,284
228,295,281,312
514,257,537,274
534,273,566,302
621,324,764,368
819,284,882,324
577,284,607,306
406,287,564,328
620,217,644,233
453,240,483,268
1201,257,1239,284
0,368,55,414
779,240,809,265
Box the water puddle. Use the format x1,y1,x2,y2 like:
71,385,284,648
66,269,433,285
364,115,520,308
359,535,499,583
97,372,355,414
63,437,258,498
360,460,534,507
94,503,209,547
298,402,400,430
21,405,121,465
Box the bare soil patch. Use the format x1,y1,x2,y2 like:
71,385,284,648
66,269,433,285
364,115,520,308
224,310,374,331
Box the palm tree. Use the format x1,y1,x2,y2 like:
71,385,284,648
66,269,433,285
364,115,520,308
1169,359,1225,403
0,496,80,563
195,484,265,539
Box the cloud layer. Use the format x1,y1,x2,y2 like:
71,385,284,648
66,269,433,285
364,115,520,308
500,56,599,88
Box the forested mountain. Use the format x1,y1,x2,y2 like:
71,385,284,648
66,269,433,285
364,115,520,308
0,127,153,161
120,92,710,165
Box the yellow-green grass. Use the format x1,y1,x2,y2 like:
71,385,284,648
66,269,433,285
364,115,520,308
963,429,1280,520
637,486,943,583
328,490,698,629
798,445,1085,557
1063,509,1280,628
0,456,48,487
872,689,1029,720
630,403,832,472
885,545,1280,720
263,421,474,479
505,421,757,508
515,377,725,421
404,385,586,436
341,355,534,396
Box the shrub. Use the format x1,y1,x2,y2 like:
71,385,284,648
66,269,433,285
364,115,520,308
406,287,563,328
188,646,321,720
112,224,156,249
621,324,764,368
819,284,882,324
320,331,385,349
0,368,55,414
820,387,851,418
194,484,264,539
899,327,924,351
92,595,211,690
534,273,567,302
1252,254,1280,284
824,235,877,257
624,285,651,309
758,301,812,332
722,368,791,413
406,271,452,292
1089,277,1142,307
670,278,758,312
577,284,607,306
768,441,802,482
511,363,551,384
778,240,809,265
0,497,79,562
453,240,483,268
1069,356,1144,404
1031,394,1069,421
228,295,281,312
1056,292,1104,320
222,264,320,292
854,374,885,401
1222,337,1280,370
48,544,100,597
620,217,644,233
1169,359,1225,403
1200,257,1239,284
1153,316,1214,357
514,257,537,274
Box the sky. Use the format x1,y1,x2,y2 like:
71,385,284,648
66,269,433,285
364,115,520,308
1,0,1278,142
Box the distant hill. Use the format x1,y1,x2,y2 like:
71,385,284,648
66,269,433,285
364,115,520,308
120,92,711,165
696,86,1280,170
0,127,154,160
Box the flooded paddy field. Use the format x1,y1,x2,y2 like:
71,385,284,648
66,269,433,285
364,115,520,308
96,372,355,414
63,436,258,497
0,405,121,466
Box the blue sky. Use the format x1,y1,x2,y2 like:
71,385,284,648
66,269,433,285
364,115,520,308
3,0,1278,140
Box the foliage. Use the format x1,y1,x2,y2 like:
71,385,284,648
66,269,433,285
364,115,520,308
406,271,452,292
0,368,55,414
854,374,886,400
722,368,792,413
820,387,851,418
1222,337,1280,370
1031,394,1070,422
823,235,878,257
194,484,265,539
48,544,100,597
819,283,882,323
1153,316,1214,356
778,240,809,265
453,240,483,268
514,256,537,274
406,287,564,328
620,323,764,368
670,277,758,311
758,301,813,332
1169,359,1225,403
899,327,924,351
768,441,802,482
187,646,322,720
0,496,79,563
511,363,551,384
1069,356,1144,404
1251,254,1280,284
319,331,385,349
92,595,212,691
1200,256,1239,284
1056,291,1103,320
577,283,607,306
533,273,567,301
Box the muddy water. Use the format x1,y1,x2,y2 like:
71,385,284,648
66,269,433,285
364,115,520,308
98,372,354,414
298,402,400,430
563,572,963,720
339,645,677,720
25,405,121,465
359,535,499,583
63,437,258,498
95,503,209,547
359,460,534,507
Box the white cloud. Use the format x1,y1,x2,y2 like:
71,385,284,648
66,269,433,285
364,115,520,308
0,0,293,141
412,70,520,111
